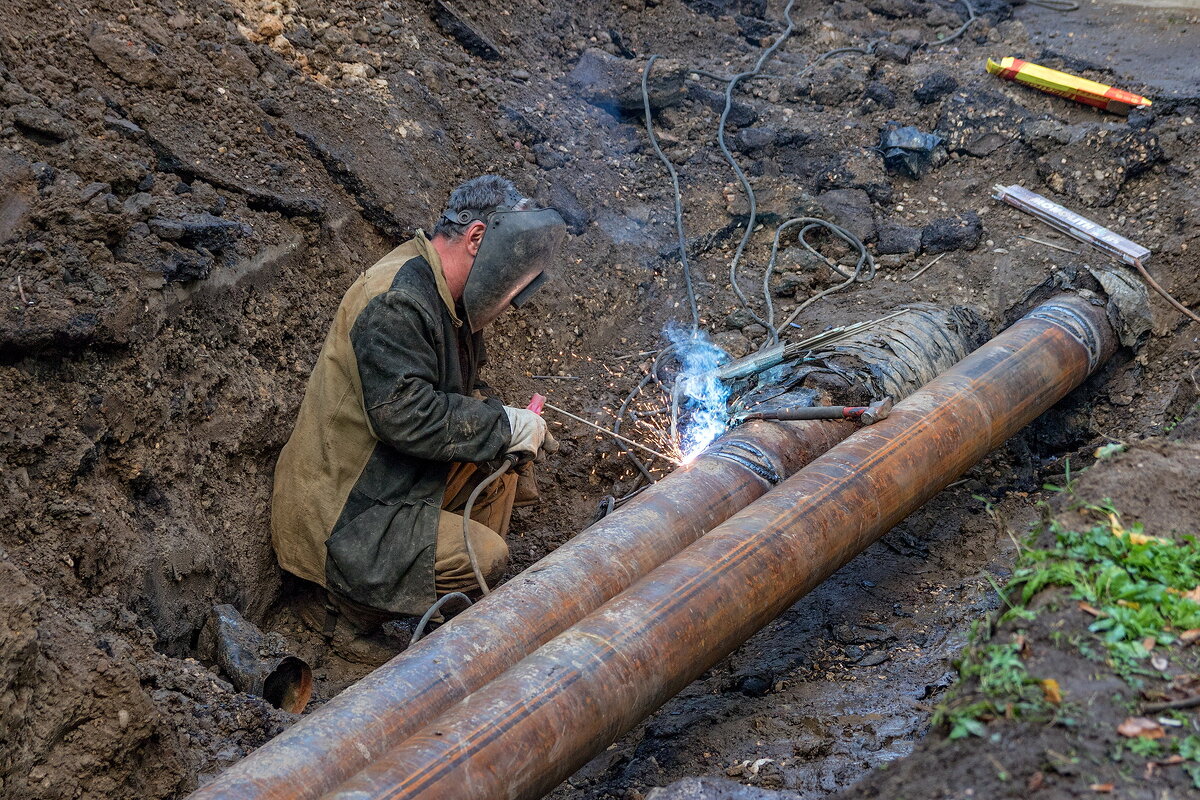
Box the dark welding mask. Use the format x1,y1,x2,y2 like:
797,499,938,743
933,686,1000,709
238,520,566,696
442,203,567,332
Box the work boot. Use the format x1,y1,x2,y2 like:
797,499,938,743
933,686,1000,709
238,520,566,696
295,591,404,666
513,461,540,508
328,625,403,665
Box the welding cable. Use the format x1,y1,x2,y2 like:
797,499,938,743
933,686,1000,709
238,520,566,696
623,0,971,489
688,68,788,83
716,0,975,339
928,0,977,47
719,0,800,342
650,343,681,388
460,455,517,596
408,592,472,646
770,217,876,336
642,56,700,333
686,0,975,345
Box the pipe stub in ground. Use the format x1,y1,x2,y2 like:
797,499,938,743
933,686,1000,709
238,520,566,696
198,604,313,714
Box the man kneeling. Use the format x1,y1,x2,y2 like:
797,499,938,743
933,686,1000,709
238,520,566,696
270,175,565,657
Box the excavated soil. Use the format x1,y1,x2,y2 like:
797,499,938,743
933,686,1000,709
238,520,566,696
1,0,1198,798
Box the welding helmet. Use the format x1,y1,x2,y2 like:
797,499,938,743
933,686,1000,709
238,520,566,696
443,202,567,332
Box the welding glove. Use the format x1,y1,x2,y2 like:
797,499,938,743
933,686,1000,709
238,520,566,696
503,406,547,462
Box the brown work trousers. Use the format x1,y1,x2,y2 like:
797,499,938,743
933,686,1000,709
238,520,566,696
436,460,517,593
325,461,517,631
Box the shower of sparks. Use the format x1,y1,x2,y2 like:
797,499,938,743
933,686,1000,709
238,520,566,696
547,329,736,487
596,394,686,471
667,326,732,462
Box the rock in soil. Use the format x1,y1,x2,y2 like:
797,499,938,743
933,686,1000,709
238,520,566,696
569,48,687,117
875,221,922,255
921,211,983,254
816,188,877,243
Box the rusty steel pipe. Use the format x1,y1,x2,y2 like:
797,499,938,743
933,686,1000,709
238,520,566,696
193,305,978,800
322,294,1118,800
191,421,850,800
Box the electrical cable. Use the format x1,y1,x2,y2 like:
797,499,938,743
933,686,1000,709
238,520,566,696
642,56,700,333
622,0,981,488
927,0,977,47
409,592,472,646
769,217,877,335
720,39,876,347
718,0,800,342
461,455,517,597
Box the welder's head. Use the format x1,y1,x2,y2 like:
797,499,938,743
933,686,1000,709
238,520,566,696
434,175,566,333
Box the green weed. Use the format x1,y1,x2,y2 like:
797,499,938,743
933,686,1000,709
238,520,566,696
1010,505,1200,676
935,502,1200,741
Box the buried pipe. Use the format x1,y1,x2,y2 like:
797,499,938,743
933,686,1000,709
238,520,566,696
321,293,1123,800
190,306,981,800
197,605,313,714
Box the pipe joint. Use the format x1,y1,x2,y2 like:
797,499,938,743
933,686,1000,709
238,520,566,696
1026,298,1106,372
708,438,783,486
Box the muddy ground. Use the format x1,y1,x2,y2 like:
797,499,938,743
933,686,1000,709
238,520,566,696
0,0,1197,798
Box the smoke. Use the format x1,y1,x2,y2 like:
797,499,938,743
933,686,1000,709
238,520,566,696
666,326,732,462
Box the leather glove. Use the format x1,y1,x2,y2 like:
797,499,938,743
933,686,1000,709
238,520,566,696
503,406,547,460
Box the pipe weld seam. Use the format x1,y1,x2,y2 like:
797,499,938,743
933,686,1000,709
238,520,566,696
709,440,782,485
1025,301,1103,372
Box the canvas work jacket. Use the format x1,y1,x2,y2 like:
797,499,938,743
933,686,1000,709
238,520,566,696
271,233,511,614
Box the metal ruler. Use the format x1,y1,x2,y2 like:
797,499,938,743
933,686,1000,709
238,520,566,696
992,183,1151,267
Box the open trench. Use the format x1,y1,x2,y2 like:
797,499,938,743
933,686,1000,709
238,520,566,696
3,0,1198,798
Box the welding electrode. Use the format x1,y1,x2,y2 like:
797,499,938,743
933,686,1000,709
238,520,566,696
739,397,892,425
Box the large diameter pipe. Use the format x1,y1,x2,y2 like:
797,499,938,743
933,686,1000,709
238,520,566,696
192,420,851,800
323,294,1118,800
194,305,978,800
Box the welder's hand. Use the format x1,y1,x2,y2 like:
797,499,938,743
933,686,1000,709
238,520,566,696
503,406,547,460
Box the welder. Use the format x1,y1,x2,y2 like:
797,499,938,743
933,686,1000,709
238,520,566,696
270,175,566,658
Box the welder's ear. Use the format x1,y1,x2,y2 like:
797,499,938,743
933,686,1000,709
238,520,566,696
465,220,487,257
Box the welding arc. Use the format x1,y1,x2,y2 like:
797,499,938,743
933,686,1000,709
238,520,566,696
544,402,681,464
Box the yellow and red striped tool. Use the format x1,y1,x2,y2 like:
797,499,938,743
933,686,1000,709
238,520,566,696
986,56,1151,114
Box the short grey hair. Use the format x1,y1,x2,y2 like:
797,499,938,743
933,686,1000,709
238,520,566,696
433,175,526,239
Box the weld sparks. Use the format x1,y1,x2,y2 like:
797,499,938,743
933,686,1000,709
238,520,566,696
667,327,731,463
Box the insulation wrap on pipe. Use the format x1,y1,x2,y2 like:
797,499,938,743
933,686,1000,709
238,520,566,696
321,293,1120,800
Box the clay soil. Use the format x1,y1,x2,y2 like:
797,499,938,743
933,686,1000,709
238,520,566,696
1,0,1198,798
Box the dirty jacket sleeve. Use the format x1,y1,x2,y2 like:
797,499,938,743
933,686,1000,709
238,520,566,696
352,288,511,463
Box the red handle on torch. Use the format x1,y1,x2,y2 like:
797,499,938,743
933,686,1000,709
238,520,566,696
526,393,557,454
